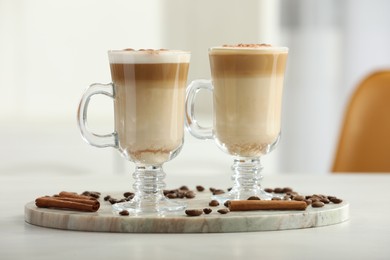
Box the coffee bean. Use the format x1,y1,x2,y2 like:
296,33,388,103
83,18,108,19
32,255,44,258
312,201,325,208
119,210,129,216
329,197,343,204
166,193,177,199
196,185,205,192
185,209,203,217
217,208,229,214
274,187,284,193
123,192,134,198
212,189,225,195
176,191,186,198
264,188,274,193
82,191,101,199
320,198,330,204
282,187,293,193
203,208,212,214
304,199,312,205
108,198,118,204
103,195,111,201
185,191,196,199
293,195,305,201
247,196,261,200
180,185,189,191
224,200,230,207
209,200,220,206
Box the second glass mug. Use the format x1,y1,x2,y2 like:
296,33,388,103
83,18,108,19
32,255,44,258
77,49,190,214
185,45,288,202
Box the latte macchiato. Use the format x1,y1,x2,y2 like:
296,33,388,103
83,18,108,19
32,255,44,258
109,49,190,164
209,44,288,157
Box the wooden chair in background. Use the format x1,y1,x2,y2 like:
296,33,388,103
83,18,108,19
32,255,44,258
332,70,390,173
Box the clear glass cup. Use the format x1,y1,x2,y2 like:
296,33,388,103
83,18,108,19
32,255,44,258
185,45,288,202
77,49,190,214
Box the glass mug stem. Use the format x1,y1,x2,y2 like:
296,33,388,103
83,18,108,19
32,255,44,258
113,164,184,213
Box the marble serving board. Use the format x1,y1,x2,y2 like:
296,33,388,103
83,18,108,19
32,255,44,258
25,192,349,233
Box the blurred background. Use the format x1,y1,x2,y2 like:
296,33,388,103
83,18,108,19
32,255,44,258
1,0,390,177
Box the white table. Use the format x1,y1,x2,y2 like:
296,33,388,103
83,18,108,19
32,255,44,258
1,171,390,260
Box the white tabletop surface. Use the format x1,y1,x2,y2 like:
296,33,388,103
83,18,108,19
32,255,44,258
1,171,390,260
1,124,390,259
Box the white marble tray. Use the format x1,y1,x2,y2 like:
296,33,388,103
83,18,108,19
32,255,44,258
24,192,349,233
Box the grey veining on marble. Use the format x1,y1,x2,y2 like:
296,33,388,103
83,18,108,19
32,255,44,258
24,192,349,233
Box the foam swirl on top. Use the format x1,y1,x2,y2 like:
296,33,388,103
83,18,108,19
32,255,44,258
210,44,288,54
108,49,191,64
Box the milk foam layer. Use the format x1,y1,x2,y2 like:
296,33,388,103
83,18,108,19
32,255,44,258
108,49,190,64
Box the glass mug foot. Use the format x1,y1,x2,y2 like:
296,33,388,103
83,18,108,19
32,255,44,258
212,158,274,203
112,165,186,214
112,196,186,214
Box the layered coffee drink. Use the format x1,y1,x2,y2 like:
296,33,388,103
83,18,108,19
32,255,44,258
209,44,288,157
109,49,190,165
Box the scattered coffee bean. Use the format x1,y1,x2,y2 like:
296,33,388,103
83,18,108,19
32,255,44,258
176,191,186,198
209,187,216,192
164,186,197,199
123,192,134,198
217,208,229,214
212,189,225,195
119,210,129,216
282,187,293,193
108,198,118,204
304,199,312,205
209,200,220,206
274,187,284,193
312,201,325,208
82,191,101,199
166,193,177,199
320,197,330,204
196,185,205,192
180,185,189,191
227,187,232,192
293,195,305,201
329,197,343,204
185,209,203,217
185,191,196,199
264,188,274,193
287,191,299,196
203,208,212,214
224,200,230,207
247,196,261,200
103,195,111,201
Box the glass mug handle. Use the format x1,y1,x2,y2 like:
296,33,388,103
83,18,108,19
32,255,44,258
77,83,117,148
185,79,214,140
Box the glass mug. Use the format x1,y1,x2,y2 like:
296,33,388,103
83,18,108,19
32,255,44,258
185,45,288,202
77,49,190,213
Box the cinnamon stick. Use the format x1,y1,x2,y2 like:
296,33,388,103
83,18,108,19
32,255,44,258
35,196,100,212
228,200,307,211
